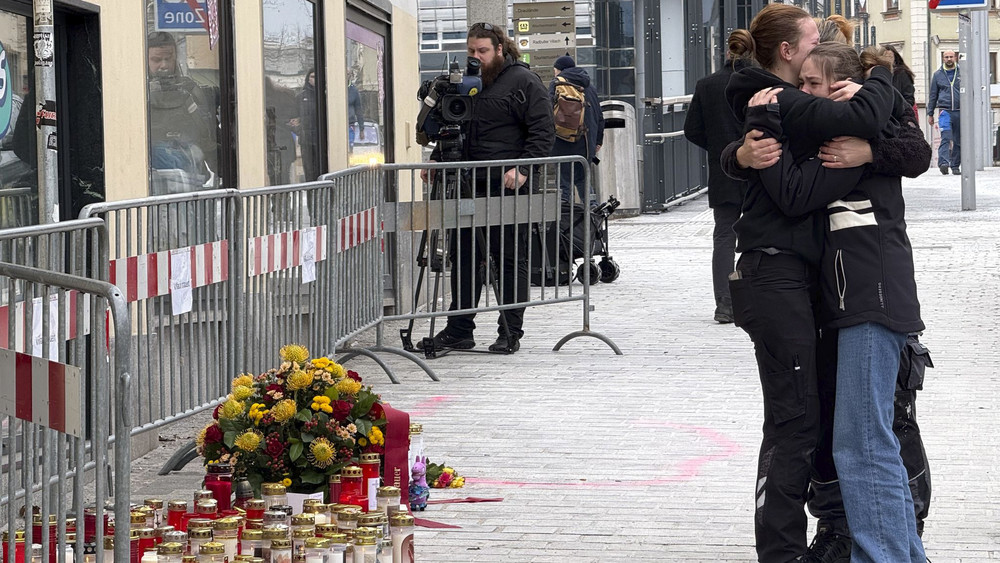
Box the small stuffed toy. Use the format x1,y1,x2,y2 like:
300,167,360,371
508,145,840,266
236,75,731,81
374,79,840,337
408,455,430,511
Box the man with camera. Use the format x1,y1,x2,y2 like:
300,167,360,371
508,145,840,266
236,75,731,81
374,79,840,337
419,21,555,353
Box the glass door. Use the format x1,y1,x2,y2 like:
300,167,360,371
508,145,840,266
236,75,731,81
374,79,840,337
0,7,36,227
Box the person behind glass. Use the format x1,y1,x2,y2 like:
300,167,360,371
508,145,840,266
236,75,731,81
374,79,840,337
265,77,299,185
548,55,604,206
347,78,365,152
718,4,897,561
927,50,961,175
748,43,929,563
418,21,555,354
683,37,750,325
146,31,218,191
298,69,321,181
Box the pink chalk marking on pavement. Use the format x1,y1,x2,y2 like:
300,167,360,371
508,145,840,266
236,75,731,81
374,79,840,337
466,421,740,488
408,395,455,417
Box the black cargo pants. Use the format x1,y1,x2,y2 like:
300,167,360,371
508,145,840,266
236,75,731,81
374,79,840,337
730,250,825,562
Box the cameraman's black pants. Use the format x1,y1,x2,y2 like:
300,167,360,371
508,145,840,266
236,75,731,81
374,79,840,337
730,251,824,562
808,335,932,537
444,222,529,340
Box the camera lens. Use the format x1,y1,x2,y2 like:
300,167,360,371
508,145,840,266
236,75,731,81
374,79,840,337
466,57,481,76
441,95,472,123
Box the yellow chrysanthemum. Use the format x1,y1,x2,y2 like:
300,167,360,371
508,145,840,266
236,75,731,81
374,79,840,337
311,357,332,369
367,426,384,447
285,369,313,391
281,478,292,487
248,403,268,424
358,437,368,447
232,374,254,388
311,396,333,413
219,397,245,420
279,344,310,364
232,385,253,401
271,399,297,423
307,437,335,468
335,378,362,396
234,430,263,452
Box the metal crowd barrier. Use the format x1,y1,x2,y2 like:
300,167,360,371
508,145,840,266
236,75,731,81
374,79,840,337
79,190,243,435
381,156,621,355
0,260,132,563
0,188,35,230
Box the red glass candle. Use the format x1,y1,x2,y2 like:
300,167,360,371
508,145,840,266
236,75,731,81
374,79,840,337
203,463,233,512
327,476,341,508
2,531,25,563
244,500,265,521
83,507,109,543
137,528,156,556
359,453,381,512
338,467,364,508
129,530,140,563
166,501,188,531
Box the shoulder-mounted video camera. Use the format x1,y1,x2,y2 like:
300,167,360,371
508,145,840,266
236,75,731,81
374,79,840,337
415,57,483,147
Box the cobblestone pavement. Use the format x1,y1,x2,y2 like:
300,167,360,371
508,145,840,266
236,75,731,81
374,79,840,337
132,169,1000,561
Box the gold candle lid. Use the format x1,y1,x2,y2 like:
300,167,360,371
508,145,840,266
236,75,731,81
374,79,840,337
358,515,383,527
137,528,156,539
340,466,363,478
261,483,286,496
245,499,266,510
144,499,164,510
328,474,341,484
195,500,218,514
321,532,347,544
290,514,314,526
301,505,319,514
303,537,329,549
182,557,197,563
409,423,422,434
261,526,288,540
376,486,400,497
336,510,359,523
103,537,114,550
291,528,314,539
301,499,323,508
269,539,291,550
198,542,225,556
315,524,338,534
240,529,263,540
157,542,184,556
130,512,147,524
213,518,239,531
187,518,214,531
167,500,188,511
353,529,376,546
359,453,379,464
389,513,414,527
188,529,214,540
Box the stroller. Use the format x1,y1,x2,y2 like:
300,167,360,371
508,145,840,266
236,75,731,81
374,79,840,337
529,195,621,286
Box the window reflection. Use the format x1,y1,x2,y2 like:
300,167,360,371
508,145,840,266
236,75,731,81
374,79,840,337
346,21,386,167
144,3,223,196
262,0,320,184
0,11,37,227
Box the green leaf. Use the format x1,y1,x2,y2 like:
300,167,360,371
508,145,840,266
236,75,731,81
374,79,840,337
350,393,377,418
354,418,372,439
301,432,315,443
324,387,340,400
217,419,237,433
289,442,304,462
315,412,330,425
247,473,264,498
295,408,314,423
223,431,237,449
299,470,324,484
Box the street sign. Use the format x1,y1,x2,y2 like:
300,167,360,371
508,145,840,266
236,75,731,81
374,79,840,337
155,0,210,32
929,0,988,9
513,1,574,19
517,33,576,51
515,17,574,35
520,48,571,69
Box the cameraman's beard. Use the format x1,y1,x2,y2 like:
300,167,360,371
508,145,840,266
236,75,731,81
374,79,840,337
481,53,504,87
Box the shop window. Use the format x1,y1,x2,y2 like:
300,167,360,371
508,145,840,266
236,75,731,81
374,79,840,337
346,19,388,166
262,0,323,184
145,3,224,195
0,10,36,226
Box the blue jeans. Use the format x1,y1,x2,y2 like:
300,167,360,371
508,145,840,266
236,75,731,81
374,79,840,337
834,323,925,562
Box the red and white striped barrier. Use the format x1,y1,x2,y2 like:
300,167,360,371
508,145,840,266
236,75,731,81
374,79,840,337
0,291,91,353
0,348,82,437
337,207,379,253
248,226,327,277
109,240,229,303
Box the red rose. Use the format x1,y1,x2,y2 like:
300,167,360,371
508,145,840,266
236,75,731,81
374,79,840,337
204,424,223,444
212,404,222,420
436,472,453,487
331,400,352,421
368,403,384,421
265,438,285,458
347,370,362,382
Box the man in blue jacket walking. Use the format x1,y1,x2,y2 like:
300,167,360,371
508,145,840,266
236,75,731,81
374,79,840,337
927,50,961,175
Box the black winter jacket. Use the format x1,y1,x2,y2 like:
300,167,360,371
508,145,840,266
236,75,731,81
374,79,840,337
721,66,895,264
750,92,929,333
432,55,554,164
683,59,748,208
548,66,605,161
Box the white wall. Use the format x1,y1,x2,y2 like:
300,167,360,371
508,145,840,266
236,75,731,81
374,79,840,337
661,0,686,97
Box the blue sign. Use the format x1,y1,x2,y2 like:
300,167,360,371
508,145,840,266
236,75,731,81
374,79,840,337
0,40,12,141
930,0,989,9
155,0,209,32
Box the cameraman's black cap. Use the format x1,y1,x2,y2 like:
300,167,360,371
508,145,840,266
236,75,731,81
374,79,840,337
554,55,576,70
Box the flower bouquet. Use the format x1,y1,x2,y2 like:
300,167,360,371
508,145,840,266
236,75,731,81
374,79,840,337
426,461,466,489
197,345,387,496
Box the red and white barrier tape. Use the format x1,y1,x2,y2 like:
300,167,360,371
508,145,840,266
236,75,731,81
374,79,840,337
0,348,82,437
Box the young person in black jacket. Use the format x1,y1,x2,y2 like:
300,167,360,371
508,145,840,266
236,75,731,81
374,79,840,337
718,5,897,561
747,43,929,563
683,51,751,324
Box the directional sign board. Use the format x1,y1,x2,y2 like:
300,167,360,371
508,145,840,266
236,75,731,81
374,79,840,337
929,0,988,8
514,0,576,82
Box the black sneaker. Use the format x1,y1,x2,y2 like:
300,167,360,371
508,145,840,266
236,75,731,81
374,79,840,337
807,526,851,563
488,335,520,353
714,306,734,324
940,165,949,175
416,331,475,351
952,167,961,175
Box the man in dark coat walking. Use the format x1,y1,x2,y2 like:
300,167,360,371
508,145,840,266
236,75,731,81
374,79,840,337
684,57,749,323
549,55,604,205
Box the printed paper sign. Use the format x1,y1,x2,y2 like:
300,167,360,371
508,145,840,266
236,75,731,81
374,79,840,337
170,248,193,315
30,295,59,361
301,227,317,284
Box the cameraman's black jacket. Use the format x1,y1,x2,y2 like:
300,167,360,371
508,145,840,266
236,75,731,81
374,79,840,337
432,55,554,182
